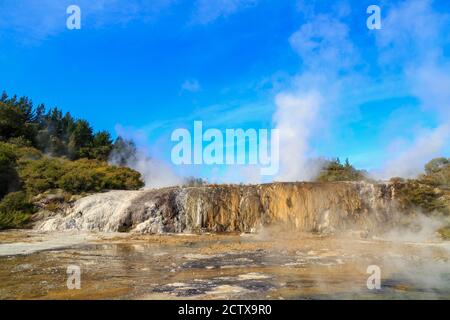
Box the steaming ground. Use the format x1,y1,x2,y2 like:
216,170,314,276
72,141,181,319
33,182,403,235
3,181,448,299
0,229,449,299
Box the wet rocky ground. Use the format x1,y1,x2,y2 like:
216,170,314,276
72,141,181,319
0,230,449,299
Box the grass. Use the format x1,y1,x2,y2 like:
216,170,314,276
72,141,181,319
0,210,32,230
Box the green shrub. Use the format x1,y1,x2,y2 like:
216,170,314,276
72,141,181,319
20,156,144,194
0,143,21,199
7,136,33,147
393,180,449,215
19,157,65,194
316,158,367,182
59,170,101,193
0,191,35,229
392,158,450,217
419,158,450,188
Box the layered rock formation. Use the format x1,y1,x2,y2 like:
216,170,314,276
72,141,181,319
36,182,400,234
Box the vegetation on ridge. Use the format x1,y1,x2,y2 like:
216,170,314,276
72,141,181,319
0,92,144,229
315,158,368,182
390,157,450,216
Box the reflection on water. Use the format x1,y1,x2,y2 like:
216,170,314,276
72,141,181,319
0,231,449,299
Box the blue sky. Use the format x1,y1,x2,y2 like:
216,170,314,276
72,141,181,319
1,0,449,183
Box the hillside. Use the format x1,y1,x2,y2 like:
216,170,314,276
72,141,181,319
0,142,143,229
0,91,146,229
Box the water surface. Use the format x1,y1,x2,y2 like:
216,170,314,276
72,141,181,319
0,230,449,299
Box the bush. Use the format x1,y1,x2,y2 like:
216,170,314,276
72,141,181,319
183,176,208,187
0,191,35,229
8,136,33,147
0,148,143,229
0,143,20,199
20,157,144,194
394,181,449,214
425,158,449,175
419,158,450,188
316,158,367,182
58,159,144,192
59,169,101,193
19,157,65,194
101,166,145,190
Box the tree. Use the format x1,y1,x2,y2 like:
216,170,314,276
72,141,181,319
109,137,137,166
183,176,207,186
0,143,20,199
345,158,351,168
68,120,94,159
0,91,144,228
90,131,113,161
33,104,46,125
0,99,36,144
420,157,450,187
1,91,116,161
425,157,449,175
93,131,112,147
0,91,8,102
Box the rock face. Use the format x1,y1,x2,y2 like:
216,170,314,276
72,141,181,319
35,182,400,234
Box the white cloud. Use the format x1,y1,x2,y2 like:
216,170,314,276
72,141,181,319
191,0,258,24
410,62,450,119
376,125,450,179
282,0,450,181
374,0,450,179
181,79,201,93
289,14,358,71
0,0,176,44
376,0,447,65
0,0,258,44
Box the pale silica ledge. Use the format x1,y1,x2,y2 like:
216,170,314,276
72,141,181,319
35,181,401,235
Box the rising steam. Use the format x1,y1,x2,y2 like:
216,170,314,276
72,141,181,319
108,128,182,189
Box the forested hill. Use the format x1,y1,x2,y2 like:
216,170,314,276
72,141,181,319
0,91,143,229
0,91,125,161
